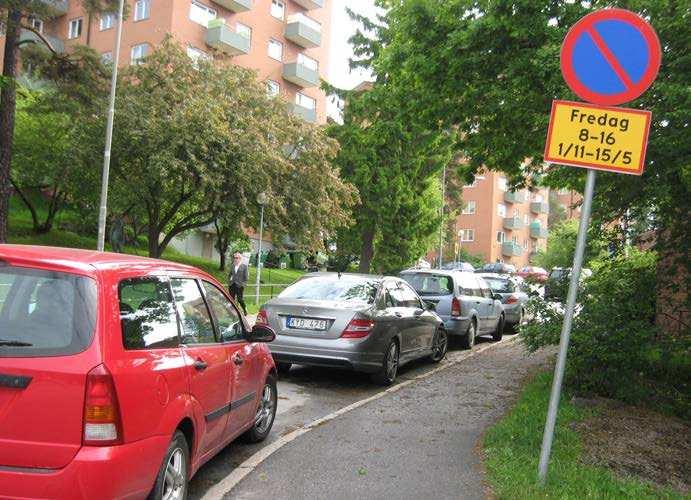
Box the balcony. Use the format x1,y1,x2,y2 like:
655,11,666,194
503,217,523,231
283,62,319,87
292,0,324,9
41,0,68,16
212,0,251,12
502,241,523,257
285,14,322,48
19,29,64,53
288,103,317,123
504,190,525,204
531,201,549,214
206,20,250,56
530,223,548,239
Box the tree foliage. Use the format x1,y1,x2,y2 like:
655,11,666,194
533,219,609,271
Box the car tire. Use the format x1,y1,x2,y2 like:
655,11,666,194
241,375,278,443
148,431,189,500
429,328,448,363
372,339,399,386
276,362,292,375
459,319,476,350
492,314,505,341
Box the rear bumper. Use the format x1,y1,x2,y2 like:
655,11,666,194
442,317,471,336
502,304,522,324
270,335,383,374
0,435,170,499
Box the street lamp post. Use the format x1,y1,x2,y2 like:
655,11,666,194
254,192,267,305
96,0,126,252
438,165,446,269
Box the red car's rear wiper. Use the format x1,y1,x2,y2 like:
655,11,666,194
0,339,33,347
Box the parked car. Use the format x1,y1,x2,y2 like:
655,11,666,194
477,273,529,331
257,273,447,385
442,261,476,272
477,262,517,274
0,245,277,500
544,267,593,301
517,266,548,283
400,269,505,349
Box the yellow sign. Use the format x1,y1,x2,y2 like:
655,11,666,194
544,100,651,175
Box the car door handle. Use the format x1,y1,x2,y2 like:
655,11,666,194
233,355,244,366
394,312,402,318
193,359,208,371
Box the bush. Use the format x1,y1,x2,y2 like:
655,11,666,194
521,250,690,418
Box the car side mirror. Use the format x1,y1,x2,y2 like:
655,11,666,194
248,324,276,343
492,293,503,301
424,300,436,311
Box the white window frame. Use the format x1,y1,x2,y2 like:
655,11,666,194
523,239,529,249
189,0,216,26
497,177,508,192
496,231,506,243
29,16,44,33
100,12,115,31
186,45,211,63
296,92,316,110
131,43,149,65
270,0,285,20
459,229,474,242
512,235,518,244
134,0,151,22
236,22,251,41
524,214,529,224
461,201,476,215
268,39,283,61
101,51,113,64
68,18,83,39
266,80,280,97
497,203,506,217
534,194,543,202
297,53,318,71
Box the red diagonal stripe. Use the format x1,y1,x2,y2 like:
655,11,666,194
586,26,635,89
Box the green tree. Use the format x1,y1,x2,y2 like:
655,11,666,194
533,219,608,270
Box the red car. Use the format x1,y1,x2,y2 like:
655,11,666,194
517,266,549,283
0,245,277,499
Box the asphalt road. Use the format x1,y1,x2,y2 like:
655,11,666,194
188,334,552,499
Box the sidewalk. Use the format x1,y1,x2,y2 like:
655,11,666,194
228,340,555,500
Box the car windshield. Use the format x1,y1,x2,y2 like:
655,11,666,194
0,265,97,357
400,273,454,295
279,276,379,303
483,277,515,293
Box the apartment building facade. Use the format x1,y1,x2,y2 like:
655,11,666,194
455,171,550,268
5,0,332,123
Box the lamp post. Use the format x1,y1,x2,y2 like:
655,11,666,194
96,0,125,252
438,165,446,269
254,192,267,305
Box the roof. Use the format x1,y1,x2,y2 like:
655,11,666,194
0,245,199,276
299,271,388,281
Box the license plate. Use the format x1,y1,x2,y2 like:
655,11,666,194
286,317,328,331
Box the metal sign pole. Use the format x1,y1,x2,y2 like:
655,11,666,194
255,203,264,305
96,0,126,252
538,168,596,483
438,165,446,269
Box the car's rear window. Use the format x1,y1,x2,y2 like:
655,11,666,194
483,277,515,293
279,276,378,303
0,265,97,357
400,273,453,295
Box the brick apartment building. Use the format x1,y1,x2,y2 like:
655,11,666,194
5,0,332,124
454,171,551,268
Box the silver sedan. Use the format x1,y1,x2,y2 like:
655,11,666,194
256,273,447,385
477,273,529,330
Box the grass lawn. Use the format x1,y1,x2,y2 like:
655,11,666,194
483,371,685,499
6,196,304,313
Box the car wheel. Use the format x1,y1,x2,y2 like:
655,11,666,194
241,375,277,443
429,328,448,363
149,431,189,500
459,319,476,350
372,339,399,386
276,362,292,375
492,314,505,341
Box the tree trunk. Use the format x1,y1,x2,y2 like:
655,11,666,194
219,249,227,272
0,9,22,243
147,224,160,258
358,226,375,273
9,180,41,232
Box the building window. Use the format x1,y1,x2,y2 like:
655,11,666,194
524,214,529,224
296,92,316,110
534,193,543,202
268,39,283,61
236,22,251,41
270,0,285,20
101,51,113,64
186,45,210,63
100,12,115,31
297,53,318,71
131,43,149,64
523,239,529,249
512,235,518,244
266,80,280,97
189,1,216,26
29,16,44,33
134,0,151,21
513,208,519,217
68,18,83,39
498,177,507,191
496,231,505,243
459,229,474,242
497,203,506,217
462,201,476,215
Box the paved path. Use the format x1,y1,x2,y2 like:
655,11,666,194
228,340,554,500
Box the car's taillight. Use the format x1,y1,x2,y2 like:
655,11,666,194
341,318,375,339
505,295,519,304
256,309,268,325
83,364,122,446
451,297,461,317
